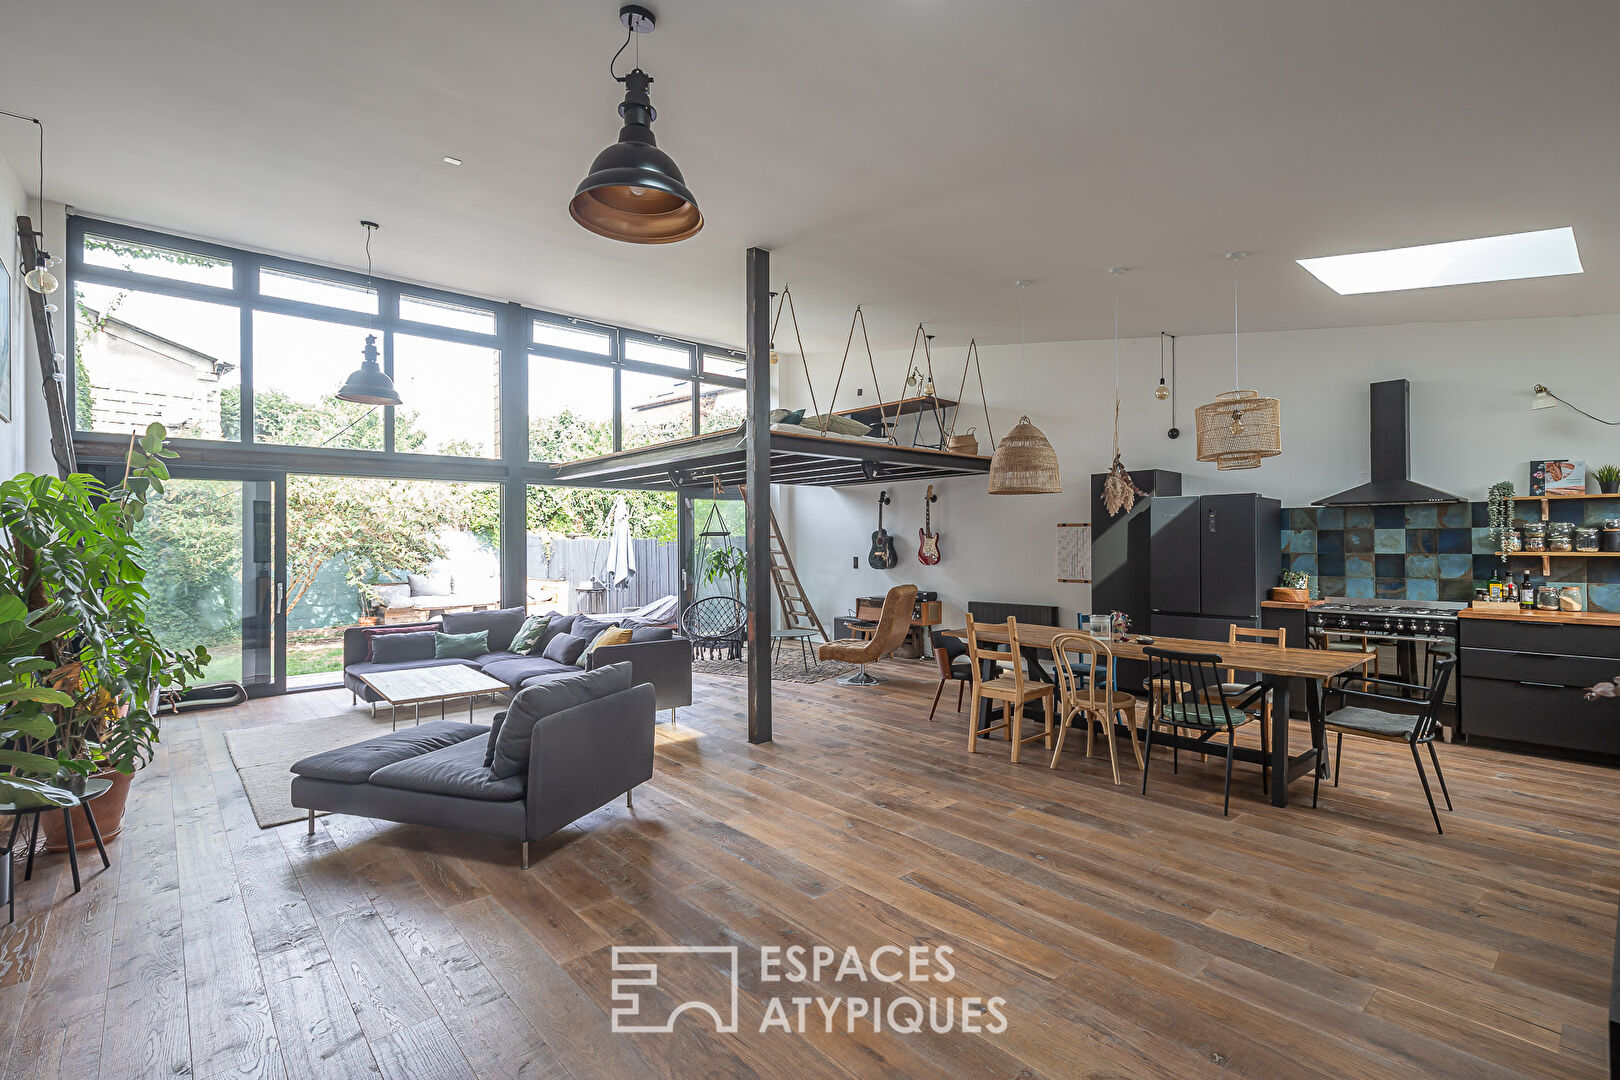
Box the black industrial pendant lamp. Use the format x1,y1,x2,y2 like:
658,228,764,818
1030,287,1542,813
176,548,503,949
570,5,703,244
336,221,402,406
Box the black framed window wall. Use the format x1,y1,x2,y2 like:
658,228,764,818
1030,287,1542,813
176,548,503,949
66,215,744,690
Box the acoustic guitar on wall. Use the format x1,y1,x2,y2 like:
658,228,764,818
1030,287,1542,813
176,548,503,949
918,485,940,565
868,490,899,569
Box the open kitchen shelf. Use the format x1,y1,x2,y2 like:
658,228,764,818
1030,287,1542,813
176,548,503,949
1506,550,1620,574
1504,491,1619,572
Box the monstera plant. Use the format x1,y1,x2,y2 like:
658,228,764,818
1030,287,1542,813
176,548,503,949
0,424,209,833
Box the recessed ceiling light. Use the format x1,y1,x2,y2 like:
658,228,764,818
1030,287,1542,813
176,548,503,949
441,155,463,166
1297,227,1583,295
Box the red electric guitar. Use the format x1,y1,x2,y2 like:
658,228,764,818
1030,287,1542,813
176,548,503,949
917,485,941,565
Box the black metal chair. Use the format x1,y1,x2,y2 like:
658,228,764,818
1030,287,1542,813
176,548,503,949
1314,657,1455,833
1140,646,1268,815
680,596,747,661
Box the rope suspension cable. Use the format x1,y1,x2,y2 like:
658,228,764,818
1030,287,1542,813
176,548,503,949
822,305,892,441
950,338,995,447
768,284,821,422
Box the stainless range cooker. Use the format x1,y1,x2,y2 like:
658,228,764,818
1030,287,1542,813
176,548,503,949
1306,598,1464,643
1306,598,1462,702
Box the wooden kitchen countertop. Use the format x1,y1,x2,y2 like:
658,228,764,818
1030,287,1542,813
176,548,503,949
1261,598,1325,610
1458,608,1620,628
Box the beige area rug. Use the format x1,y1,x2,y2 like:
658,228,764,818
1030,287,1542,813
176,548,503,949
223,710,490,829
692,647,858,684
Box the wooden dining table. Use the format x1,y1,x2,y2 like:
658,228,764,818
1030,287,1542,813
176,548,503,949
940,624,1375,808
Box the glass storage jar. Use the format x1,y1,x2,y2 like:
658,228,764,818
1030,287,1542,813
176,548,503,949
1521,521,1547,551
1547,521,1575,552
1560,586,1585,612
1535,585,1562,611
1575,526,1600,551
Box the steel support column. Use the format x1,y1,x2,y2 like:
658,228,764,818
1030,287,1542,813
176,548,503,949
745,248,772,744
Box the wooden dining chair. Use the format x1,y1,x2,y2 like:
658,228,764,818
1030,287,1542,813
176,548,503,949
965,615,1054,764
1194,624,1282,792
1048,632,1141,784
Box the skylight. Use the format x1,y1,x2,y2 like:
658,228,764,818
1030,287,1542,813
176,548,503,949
1297,227,1583,295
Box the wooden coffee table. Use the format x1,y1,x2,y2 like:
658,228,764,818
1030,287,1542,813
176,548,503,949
356,665,509,729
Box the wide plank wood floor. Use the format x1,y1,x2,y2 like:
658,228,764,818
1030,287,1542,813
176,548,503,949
1,657,1616,1079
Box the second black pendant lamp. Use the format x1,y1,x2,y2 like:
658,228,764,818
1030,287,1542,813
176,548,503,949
336,221,402,406
571,5,703,244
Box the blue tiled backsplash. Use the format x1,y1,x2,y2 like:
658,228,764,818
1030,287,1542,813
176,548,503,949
1281,502,1620,613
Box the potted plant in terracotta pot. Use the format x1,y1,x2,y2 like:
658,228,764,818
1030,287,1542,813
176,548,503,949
0,423,210,851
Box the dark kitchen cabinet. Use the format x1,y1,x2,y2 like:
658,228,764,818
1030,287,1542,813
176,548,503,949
1457,616,1620,758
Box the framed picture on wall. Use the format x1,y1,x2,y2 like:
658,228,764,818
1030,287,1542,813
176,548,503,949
1057,522,1091,583
0,252,11,424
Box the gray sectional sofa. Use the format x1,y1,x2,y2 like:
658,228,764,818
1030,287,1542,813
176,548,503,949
341,605,692,718
292,661,655,867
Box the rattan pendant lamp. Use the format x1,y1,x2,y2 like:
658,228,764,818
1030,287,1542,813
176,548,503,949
989,280,1061,494
1196,252,1280,470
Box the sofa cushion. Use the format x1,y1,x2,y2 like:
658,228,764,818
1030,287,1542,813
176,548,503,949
435,630,488,659
484,709,508,767
442,606,528,653
538,613,577,649
370,736,524,801
489,662,633,779
371,631,438,664
479,655,578,690
571,616,615,642
371,583,413,611
578,625,633,667
291,720,486,784
509,614,551,655
542,631,588,666
362,621,438,660
408,570,452,596
348,657,480,679
629,625,674,643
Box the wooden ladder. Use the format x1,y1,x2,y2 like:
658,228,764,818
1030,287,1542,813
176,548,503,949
767,505,827,640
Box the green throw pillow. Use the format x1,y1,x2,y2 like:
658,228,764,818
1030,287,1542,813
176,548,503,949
782,409,806,425
509,615,551,655
434,630,488,659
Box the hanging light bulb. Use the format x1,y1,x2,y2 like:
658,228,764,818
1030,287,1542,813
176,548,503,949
989,280,1061,494
1156,331,1171,400
1195,252,1281,471
24,261,59,295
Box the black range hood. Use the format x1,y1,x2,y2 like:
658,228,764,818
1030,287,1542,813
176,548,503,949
1313,379,1464,506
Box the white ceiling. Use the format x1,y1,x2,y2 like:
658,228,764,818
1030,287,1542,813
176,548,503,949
3,0,1618,354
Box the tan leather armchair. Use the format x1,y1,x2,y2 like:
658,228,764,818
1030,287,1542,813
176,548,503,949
817,584,919,685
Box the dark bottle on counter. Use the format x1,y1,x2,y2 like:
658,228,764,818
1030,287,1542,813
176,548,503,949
1520,570,1534,610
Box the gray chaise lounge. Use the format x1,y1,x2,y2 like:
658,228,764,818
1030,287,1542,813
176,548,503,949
291,662,654,867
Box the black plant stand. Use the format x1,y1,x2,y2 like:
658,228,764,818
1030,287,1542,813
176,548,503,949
1,777,112,923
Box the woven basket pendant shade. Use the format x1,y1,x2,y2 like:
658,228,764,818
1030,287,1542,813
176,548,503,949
1195,388,1280,470
1196,253,1281,471
988,415,1062,493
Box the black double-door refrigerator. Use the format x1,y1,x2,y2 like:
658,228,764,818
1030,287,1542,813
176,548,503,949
1148,493,1282,643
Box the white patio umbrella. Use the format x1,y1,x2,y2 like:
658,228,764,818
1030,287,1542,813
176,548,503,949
603,494,637,591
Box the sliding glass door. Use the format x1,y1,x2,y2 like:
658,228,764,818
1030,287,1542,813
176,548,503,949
133,472,286,696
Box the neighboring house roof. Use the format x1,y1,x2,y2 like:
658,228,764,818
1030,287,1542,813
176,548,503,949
82,307,237,377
